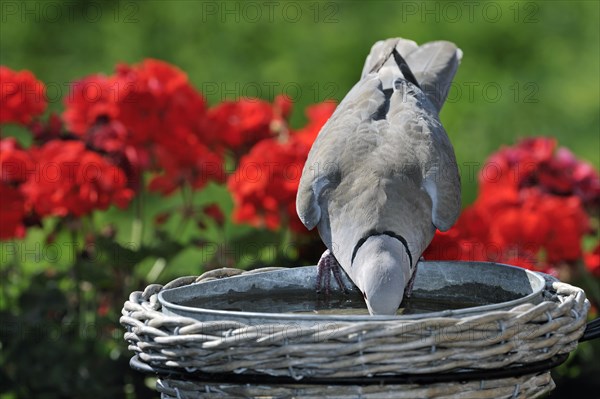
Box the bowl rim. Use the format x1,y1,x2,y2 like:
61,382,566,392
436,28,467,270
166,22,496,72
157,261,547,323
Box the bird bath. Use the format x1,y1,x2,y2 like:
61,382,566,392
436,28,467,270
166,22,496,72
158,261,545,323
122,261,590,399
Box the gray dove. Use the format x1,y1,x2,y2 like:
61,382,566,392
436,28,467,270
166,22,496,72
296,38,462,315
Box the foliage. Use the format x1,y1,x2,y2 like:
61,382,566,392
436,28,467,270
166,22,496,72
0,61,332,398
1,1,599,398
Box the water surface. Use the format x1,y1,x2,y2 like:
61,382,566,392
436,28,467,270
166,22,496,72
180,288,488,315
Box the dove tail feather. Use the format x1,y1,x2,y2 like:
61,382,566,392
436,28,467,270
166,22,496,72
391,49,420,88
372,87,393,121
361,38,462,110
361,38,419,79
405,41,462,110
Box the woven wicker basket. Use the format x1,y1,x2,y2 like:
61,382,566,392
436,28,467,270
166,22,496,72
121,265,590,398
154,373,554,399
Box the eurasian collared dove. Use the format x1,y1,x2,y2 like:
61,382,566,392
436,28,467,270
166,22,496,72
296,38,462,315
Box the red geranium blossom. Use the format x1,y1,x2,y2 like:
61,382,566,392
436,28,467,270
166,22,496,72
63,60,207,149
148,136,224,195
552,147,600,209
0,66,47,125
0,182,26,240
115,59,208,146
0,137,34,184
293,101,337,146
424,206,492,262
21,140,134,217
62,59,220,193
228,138,311,232
425,137,595,273
117,59,221,192
272,95,293,124
228,101,336,232
480,137,600,208
585,243,600,277
0,138,34,240
29,113,64,144
205,98,277,151
539,194,590,263
62,74,123,136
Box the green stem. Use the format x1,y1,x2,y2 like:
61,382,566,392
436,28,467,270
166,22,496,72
70,227,84,332
279,217,293,264
174,183,195,238
130,186,144,250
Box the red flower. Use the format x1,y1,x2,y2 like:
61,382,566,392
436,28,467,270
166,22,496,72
62,59,209,150
62,74,123,136
502,252,551,273
424,206,486,262
273,95,293,122
585,243,600,277
21,140,134,217
29,113,64,144
62,74,140,173
553,148,600,209
0,182,26,240
0,138,34,184
293,101,337,146
148,137,223,195
116,59,207,146
0,66,47,125
227,100,335,232
0,138,34,240
480,137,600,208
540,195,590,263
62,60,218,193
117,60,222,193
426,137,595,274
228,138,311,232
486,190,551,255
86,118,129,153
205,98,276,150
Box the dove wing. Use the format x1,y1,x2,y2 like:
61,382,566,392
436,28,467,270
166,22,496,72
296,76,384,231
384,84,461,232
406,41,462,110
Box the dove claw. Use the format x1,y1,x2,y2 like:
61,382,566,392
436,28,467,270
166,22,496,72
404,262,418,299
316,249,348,295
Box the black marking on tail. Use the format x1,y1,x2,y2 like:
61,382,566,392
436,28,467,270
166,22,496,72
371,87,394,121
392,49,420,88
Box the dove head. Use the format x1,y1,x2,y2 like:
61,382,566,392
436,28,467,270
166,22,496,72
352,234,412,315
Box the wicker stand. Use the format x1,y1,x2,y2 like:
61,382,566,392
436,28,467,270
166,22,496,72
121,268,589,398
154,373,555,399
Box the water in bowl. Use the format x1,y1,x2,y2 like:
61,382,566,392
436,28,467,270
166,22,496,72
180,288,487,316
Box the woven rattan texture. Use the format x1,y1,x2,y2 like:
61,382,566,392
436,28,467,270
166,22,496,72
155,371,554,399
121,267,588,398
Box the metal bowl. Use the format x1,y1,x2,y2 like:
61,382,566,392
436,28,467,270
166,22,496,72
158,261,546,325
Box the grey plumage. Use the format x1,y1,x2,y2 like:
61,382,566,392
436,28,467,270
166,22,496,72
361,38,463,111
296,38,462,315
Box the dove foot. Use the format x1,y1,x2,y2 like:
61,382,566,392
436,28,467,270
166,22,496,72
316,250,349,295
404,262,419,298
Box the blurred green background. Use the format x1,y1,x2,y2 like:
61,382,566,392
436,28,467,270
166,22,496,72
2,0,598,205
1,1,599,398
